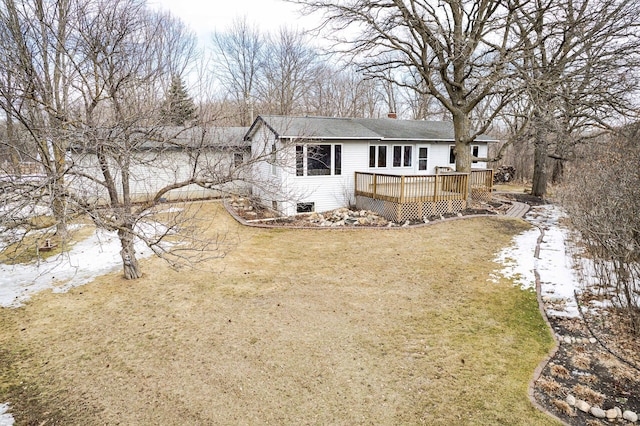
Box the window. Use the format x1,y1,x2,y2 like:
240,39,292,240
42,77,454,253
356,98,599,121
404,146,412,167
297,202,314,213
377,146,387,167
295,144,342,176
418,147,428,171
233,152,243,167
296,145,304,176
369,145,388,168
334,145,342,175
271,144,277,175
307,144,331,176
472,145,479,164
393,145,413,167
449,145,456,164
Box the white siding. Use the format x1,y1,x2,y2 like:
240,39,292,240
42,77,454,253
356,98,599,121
249,123,490,216
68,148,249,203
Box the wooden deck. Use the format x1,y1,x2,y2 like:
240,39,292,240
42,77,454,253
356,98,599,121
355,170,493,204
354,170,494,222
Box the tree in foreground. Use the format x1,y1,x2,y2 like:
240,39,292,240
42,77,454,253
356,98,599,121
0,0,261,280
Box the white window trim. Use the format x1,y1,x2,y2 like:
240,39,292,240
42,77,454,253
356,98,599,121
369,144,389,168
295,144,342,177
392,145,413,168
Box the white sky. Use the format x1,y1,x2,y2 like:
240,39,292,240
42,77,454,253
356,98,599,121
150,0,320,40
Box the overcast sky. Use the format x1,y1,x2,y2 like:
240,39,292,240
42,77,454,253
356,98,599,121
150,0,320,40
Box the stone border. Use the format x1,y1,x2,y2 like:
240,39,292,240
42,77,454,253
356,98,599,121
222,197,512,230
527,225,567,425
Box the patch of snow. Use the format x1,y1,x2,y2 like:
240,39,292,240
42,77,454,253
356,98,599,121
153,207,184,214
493,204,582,318
0,228,154,308
0,403,14,426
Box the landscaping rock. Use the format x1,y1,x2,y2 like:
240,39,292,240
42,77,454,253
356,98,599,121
606,408,619,420
565,394,576,406
589,337,596,344
623,410,639,422
591,407,606,419
576,400,591,413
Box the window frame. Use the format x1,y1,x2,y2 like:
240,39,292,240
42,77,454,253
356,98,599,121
449,145,456,165
472,145,479,164
369,144,389,169
295,143,343,177
392,145,413,168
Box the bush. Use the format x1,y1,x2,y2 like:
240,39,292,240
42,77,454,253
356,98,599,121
559,125,640,334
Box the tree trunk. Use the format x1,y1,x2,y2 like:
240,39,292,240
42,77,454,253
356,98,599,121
452,112,473,203
118,228,142,280
551,158,564,184
531,134,549,197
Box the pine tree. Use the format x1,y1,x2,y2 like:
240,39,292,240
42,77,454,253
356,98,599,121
161,75,197,126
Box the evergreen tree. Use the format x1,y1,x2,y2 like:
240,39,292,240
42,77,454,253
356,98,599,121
161,75,197,126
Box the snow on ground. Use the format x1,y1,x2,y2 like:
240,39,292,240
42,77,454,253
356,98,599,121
493,204,582,318
0,403,14,426
0,228,154,308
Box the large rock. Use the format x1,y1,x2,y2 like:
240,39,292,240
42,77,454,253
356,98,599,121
565,394,576,406
576,400,591,413
623,411,639,422
606,408,619,420
590,407,605,419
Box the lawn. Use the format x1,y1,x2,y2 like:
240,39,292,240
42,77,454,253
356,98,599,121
0,201,559,425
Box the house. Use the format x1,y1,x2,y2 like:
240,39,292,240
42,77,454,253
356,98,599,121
245,115,496,221
67,126,250,203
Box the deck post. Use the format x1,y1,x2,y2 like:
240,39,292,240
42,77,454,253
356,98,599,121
400,175,405,204
433,173,439,202
372,173,377,200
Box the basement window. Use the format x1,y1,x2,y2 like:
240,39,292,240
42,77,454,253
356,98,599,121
296,202,315,213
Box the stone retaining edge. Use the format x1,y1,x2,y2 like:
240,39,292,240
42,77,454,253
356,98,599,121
527,225,568,425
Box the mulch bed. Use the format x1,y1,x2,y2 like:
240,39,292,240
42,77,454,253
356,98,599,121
534,298,640,425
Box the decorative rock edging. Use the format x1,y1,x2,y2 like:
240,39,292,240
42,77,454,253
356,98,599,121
527,221,639,425
527,225,568,425
223,198,515,230
563,394,638,422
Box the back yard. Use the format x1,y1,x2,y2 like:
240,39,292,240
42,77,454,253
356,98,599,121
0,201,558,425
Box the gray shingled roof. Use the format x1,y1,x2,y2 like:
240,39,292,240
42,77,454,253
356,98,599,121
68,126,249,152
246,115,497,142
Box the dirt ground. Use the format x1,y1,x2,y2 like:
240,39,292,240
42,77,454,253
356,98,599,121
0,201,559,425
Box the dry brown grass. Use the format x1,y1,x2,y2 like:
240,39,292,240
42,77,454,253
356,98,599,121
572,384,605,406
571,353,592,370
0,201,559,425
538,378,562,395
552,399,575,417
550,364,571,379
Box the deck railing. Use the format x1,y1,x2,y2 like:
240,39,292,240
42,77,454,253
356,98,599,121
355,170,492,204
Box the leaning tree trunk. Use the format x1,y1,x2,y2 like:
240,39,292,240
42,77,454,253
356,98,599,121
118,228,142,280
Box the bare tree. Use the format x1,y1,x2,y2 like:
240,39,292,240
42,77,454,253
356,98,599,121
510,0,640,196
0,0,79,239
258,27,321,116
211,17,263,126
290,0,521,174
